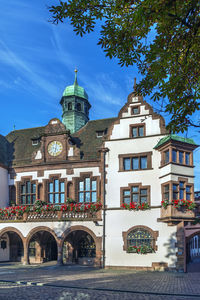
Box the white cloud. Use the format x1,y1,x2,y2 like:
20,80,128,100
0,39,59,102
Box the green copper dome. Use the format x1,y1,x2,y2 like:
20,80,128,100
63,69,88,100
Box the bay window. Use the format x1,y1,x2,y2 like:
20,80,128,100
161,148,192,166
163,181,193,202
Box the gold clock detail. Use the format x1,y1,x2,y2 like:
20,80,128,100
48,141,63,157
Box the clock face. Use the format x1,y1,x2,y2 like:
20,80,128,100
48,141,63,157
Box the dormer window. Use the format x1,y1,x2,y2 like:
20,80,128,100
96,131,104,138
32,139,40,146
96,129,107,138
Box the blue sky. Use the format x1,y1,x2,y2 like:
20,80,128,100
0,0,200,190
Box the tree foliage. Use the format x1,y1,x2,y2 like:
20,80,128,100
49,0,200,132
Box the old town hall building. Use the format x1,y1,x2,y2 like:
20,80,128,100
0,71,199,271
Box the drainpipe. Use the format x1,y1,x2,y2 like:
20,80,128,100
100,147,109,269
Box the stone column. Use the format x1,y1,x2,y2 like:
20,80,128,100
23,240,30,265
57,239,63,265
176,221,185,271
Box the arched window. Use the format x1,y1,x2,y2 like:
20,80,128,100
77,103,81,111
122,226,158,253
127,228,153,248
68,102,72,110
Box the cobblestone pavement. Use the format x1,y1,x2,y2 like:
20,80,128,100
0,262,200,300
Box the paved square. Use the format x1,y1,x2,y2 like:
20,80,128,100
0,262,200,299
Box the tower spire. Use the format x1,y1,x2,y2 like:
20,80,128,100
74,68,78,86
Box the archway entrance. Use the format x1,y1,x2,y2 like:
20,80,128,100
9,232,24,262
0,231,24,262
186,233,200,272
63,230,96,266
28,231,58,264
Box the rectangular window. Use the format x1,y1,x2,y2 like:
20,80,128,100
163,182,193,203
132,157,139,170
186,186,191,200
121,153,151,171
78,178,97,203
185,152,190,165
173,184,178,200
20,181,36,205
140,189,148,203
172,150,177,162
162,149,192,166
164,150,169,164
131,125,145,138
179,181,184,199
141,156,147,169
132,106,139,114
123,158,131,170
48,179,65,204
132,186,139,203
164,185,169,201
139,126,144,137
123,190,131,204
123,186,149,205
179,151,184,164
132,127,138,138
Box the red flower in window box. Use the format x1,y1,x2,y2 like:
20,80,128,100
161,199,196,210
121,202,150,211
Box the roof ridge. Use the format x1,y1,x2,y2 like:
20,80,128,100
7,126,45,134
88,117,117,122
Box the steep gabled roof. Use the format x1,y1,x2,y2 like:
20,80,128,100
0,134,8,167
72,117,116,160
6,127,45,166
5,117,116,166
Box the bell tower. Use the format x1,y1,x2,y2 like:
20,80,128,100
60,69,91,134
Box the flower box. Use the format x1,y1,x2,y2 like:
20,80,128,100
0,201,102,222
127,245,155,254
160,204,195,223
121,202,150,211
